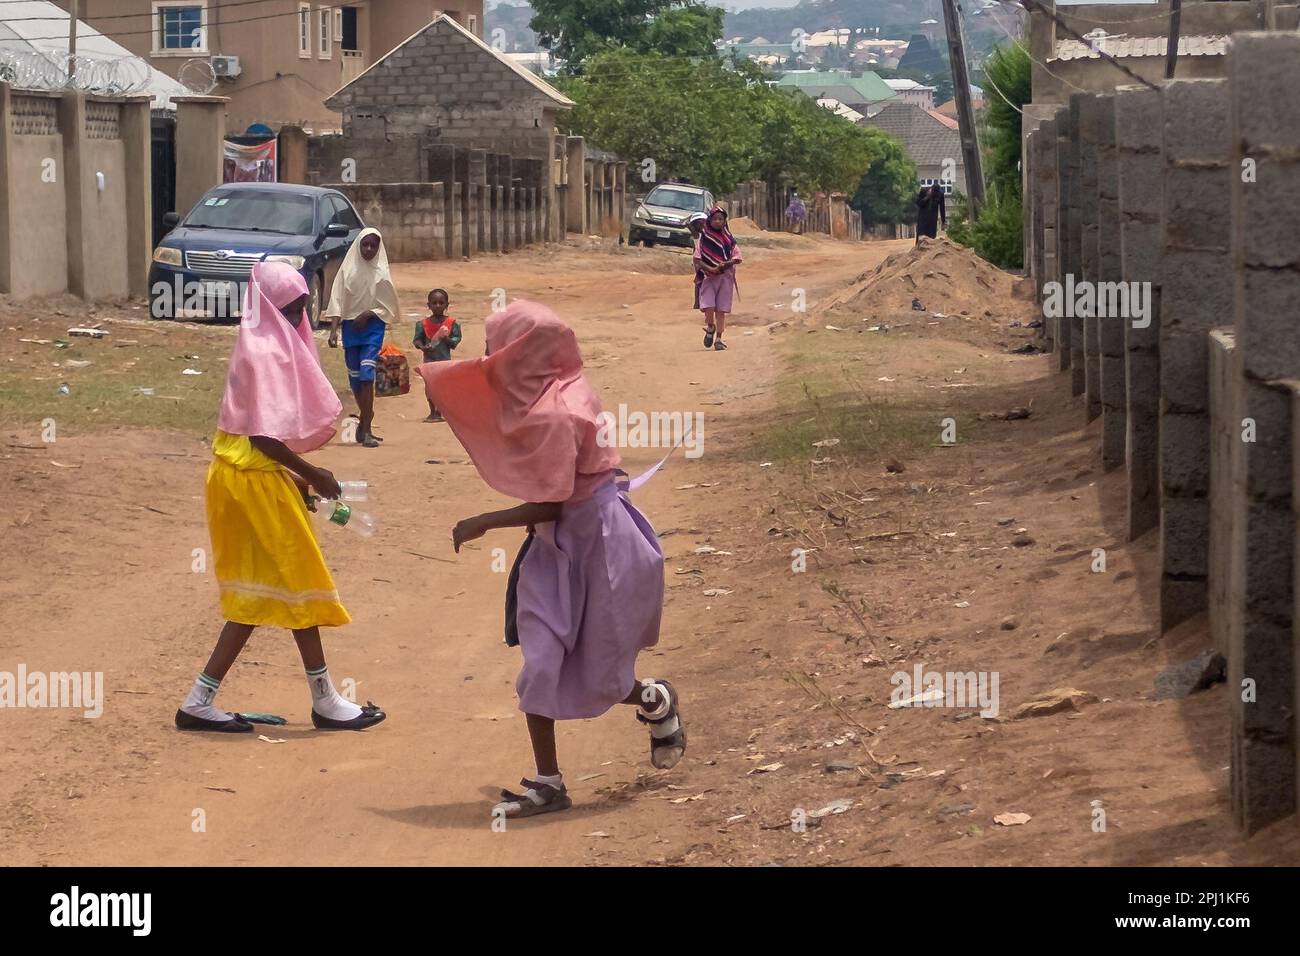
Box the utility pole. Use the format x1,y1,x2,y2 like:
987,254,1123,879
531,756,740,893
1165,0,1182,79
68,0,80,80
940,0,986,217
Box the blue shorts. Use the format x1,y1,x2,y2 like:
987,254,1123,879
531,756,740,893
345,342,380,390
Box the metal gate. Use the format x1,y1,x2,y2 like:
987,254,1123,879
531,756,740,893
150,114,176,247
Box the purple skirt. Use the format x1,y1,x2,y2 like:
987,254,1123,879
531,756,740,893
511,479,664,720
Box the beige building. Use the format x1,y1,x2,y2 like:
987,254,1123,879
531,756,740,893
52,1,484,132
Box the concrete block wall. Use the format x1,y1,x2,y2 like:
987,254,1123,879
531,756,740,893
1023,32,1300,835
1116,86,1163,540
1076,93,1103,420
0,84,152,301
1095,95,1126,470
1031,118,1058,354
1159,78,1233,633
1224,33,1300,834
332,182,448,261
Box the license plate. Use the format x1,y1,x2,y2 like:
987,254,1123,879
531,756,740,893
201,279,237,298
656,230,671,238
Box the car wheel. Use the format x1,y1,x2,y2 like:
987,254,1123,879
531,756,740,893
307,272,323,329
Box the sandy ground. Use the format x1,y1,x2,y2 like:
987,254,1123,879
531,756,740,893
1,233,1296,866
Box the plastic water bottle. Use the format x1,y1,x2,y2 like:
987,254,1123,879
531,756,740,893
337,480,368,502
318,499,377,538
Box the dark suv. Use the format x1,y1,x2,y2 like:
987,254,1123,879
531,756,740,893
148,183,365,324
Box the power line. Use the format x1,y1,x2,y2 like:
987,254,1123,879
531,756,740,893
980,63,1023,115
8,3,321,43
979,0,1087,93
1012,0,1160,91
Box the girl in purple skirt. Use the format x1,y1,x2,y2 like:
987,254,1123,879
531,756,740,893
416,301,687,819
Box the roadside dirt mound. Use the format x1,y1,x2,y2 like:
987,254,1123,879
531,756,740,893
819,236,1027,319
728,216,766,236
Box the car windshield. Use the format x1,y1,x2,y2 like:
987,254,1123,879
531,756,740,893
184,191,316,235
646,187,706,212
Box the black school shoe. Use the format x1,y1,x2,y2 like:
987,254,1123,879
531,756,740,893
311,701,387,731
704,326,716,348
175,709,254,733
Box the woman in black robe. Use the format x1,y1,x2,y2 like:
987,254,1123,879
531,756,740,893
915,183,947,241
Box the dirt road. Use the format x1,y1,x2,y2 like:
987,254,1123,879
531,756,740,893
4,231,1295,866
0,233,890,865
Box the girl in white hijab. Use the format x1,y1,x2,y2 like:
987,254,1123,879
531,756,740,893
326,228,400,447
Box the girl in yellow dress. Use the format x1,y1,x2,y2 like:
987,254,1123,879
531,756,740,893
175,261,385,733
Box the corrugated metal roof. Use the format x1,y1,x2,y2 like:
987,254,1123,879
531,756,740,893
1052,34,1229,61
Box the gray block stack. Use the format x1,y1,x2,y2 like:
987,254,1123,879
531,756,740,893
1115,86,1164,539
1158,79,1234,633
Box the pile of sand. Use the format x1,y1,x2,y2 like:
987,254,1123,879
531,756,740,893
728,216,766,237
819,236,1024,318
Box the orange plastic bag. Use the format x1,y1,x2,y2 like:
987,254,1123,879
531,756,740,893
375,341,410,397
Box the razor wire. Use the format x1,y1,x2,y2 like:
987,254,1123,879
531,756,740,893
0,48,157,96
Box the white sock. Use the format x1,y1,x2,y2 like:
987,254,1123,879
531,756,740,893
638,680,680,738
306,665,363,721
533,772,563,790
181,673,234,722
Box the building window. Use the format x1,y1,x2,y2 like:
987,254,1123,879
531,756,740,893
467,14,478,36
298,3,311,59
153,2,207,55
318,7,332,58
340,6,359,51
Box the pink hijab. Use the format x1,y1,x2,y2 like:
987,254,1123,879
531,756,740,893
416,300,620,502
216,261,342,454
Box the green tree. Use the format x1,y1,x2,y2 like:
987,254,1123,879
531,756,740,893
979,40,1032,199
947,40,1031,267
530,0,723,64
849,129,917,226
558,49,761,194
560,51,892,198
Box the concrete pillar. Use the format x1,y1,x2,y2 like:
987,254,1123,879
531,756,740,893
119,95,152,298
1055,106,1077,377
1209,327,1237,661
1031,120,1058,353
1225,33,1300,832
1159,78,1232,633
565,137,586,234
470,149,487,256
1096,94,1126,470
278,125,309,184
1115,85,1164,540
500,156,514,254
513,176,524,249
1066,96,1086,393
615,161,627,237
174,95,227,220
1076,93,1103,420
428,145,457,261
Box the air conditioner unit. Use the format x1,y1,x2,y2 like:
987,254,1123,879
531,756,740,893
211,55,242,79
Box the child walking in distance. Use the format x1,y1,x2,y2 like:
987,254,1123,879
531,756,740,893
695,205,742,351
412,288,461,422
176,261,386,734
326,228,399,448
416,301,685,819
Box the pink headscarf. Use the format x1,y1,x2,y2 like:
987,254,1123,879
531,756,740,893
416,300,620,503
216,261,342,453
